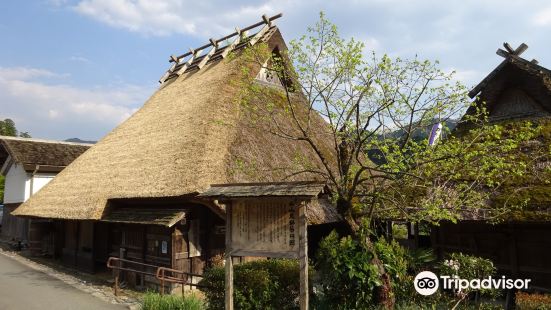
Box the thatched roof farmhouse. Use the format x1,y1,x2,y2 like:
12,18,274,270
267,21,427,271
9,15,339,278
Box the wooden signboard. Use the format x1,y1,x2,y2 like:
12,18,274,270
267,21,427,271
225,198,309,310
230,200,299,258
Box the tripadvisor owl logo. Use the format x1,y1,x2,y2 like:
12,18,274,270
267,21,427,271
414,271,439,296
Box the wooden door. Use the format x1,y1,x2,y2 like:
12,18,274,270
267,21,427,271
172,225,189,275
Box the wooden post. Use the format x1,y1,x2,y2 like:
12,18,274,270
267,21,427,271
114,258,120,296
114,274,119,296
160,268,165,295
225,202,234,310
299,202,309,310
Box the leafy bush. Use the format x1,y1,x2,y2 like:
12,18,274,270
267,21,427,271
141,292,205,310
314,232,381,309
315,231,438,309
199,259,310,310
516,292,551,310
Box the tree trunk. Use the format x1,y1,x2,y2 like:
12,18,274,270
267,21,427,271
338,198,395,309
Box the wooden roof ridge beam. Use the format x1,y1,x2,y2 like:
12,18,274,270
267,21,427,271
497,42,529,59
248,16,271,46
220,27,245,59
169,13,283,63
197,38,218,69
159,61,177,83
176,48,202,76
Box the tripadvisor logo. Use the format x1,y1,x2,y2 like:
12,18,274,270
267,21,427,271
414,271,439,296
414,271,531,296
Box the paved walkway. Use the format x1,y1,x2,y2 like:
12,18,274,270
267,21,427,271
0,253,127,310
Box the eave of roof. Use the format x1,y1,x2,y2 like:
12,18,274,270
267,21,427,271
198,181,327,199
468,54,551,99
0,136,92,169
101,208,187,227
0,136,93,147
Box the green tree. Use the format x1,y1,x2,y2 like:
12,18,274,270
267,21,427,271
0,118,31,202
0,119,17,136
234,12,540,308
0,118,30,137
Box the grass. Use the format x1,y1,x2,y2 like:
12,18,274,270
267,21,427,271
141,291,205,310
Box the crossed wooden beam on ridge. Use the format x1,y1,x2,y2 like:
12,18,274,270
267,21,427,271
496,42,538,64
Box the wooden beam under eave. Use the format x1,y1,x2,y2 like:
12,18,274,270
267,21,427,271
22,164,65,173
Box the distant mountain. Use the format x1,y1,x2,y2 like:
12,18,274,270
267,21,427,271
64,138,96,144
367,119,459,165
383,119,459,141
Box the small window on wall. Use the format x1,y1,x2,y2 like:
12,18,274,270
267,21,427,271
188,219,201,257
146,237,170,257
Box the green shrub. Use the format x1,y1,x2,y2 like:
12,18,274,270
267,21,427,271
315,232,383,309
199,259,311,310
516,292,551,310
141,292,205,310
315,232,438,309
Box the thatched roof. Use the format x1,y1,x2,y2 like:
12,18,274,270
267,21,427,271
464,50,551,123
14,23,334,221
457,46,551,221
0,136,91,173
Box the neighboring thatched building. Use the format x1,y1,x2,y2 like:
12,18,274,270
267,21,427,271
0,136,91,249
432,44,551,290
12,15,340,283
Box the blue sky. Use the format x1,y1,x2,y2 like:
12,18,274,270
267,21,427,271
1,0,551,140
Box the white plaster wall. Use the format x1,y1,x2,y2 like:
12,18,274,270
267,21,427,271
4,164,28,204
30,173,56,194
4,164,57,203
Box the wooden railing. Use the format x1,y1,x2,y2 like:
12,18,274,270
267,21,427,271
156,266,204,295
106,256,204,296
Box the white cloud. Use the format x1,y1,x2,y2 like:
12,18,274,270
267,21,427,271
534,7,551,26
0,66,151,140
446,68,483,87
0,67,66,80
69,55,92,63
73,0,279,37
